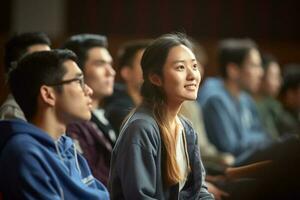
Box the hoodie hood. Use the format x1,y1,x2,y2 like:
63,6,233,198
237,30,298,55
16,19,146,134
0,119,110,199
0,119,56,153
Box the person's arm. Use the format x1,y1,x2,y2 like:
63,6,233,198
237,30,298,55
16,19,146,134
3,144,62,199
111,119,159,199
202,97,249,156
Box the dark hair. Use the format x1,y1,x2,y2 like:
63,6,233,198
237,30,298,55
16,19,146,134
62,34,107,70
261,53,278,71
140,33,193,187
4,32,51,74
280,64,300,95
218,38,258,78
9,49,77,120
118,40,151,69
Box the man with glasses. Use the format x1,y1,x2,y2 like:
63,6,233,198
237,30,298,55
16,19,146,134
0,50,109,199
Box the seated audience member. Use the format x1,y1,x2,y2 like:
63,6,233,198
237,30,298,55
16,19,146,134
104,39,150,133
278,64,300,136
197,39,273,164
0,32,51,120
253,53,285,139
0,50,109,199
63,34,115,185
109,33,214,199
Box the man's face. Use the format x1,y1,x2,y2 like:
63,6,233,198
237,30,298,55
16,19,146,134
55,60,93,123
27,44,50,53
239,49,263,94
124,49,144,91
83,47,115,100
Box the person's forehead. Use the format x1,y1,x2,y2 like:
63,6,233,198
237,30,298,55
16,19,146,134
87,47,112,60
63,60,82,77
166,45,196,62
27,44,50,53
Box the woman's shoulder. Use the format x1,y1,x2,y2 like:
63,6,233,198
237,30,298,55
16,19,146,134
117,110,161,152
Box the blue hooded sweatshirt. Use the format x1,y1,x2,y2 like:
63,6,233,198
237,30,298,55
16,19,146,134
0,119,109,200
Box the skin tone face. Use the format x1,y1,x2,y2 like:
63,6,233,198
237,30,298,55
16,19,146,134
160,44,201,106
126,49,144,91
239,48,264,94
262,62,282,97
55,60,93,123
83,47,115,101
27,44,50,53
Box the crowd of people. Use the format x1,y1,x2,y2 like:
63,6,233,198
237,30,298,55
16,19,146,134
0,31,299,199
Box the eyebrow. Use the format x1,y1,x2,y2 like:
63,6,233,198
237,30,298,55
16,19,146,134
93,59,113,64
172,59,197,64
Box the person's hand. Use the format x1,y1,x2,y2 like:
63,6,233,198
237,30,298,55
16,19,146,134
220,153,235,166
206,182,229,200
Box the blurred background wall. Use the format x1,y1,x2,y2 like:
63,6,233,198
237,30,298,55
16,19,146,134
0,0,299,103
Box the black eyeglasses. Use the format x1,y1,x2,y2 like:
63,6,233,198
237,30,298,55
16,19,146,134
48,76,85,90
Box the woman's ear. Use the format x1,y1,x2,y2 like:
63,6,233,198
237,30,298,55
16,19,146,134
149,73,162,86
40,85,56,106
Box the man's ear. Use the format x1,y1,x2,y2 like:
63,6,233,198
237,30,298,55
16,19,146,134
40,85,56,106
149,73,162,86
120,66,130,81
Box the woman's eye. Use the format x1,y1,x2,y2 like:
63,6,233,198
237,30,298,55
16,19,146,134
176,65,185,70
193,64,198,70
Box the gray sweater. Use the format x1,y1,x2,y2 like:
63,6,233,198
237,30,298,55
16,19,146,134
109,106,214,200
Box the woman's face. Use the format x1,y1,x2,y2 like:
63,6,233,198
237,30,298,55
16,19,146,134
160,44,201,105
262,62,282,97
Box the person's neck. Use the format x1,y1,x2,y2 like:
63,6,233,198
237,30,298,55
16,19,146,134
91,96,103,110
224,79,241,98
31,112,66,140
127,85,142,106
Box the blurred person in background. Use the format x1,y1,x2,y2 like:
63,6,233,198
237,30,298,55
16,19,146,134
104,39,150,134
278,64,300,136
253,53,284,139
63,34,115,186
0,32,51,120
197,38,273,165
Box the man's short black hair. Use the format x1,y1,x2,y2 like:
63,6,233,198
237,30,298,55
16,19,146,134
117,40,151,70
62,34,107,70
9,49,77,120
218,38,258,78
261,53,278,71
280,64,300,96
4,32,51,74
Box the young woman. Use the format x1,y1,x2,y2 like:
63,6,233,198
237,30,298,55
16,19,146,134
109,33,214,199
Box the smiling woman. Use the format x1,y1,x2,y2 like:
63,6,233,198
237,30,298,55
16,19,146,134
109,33,214,199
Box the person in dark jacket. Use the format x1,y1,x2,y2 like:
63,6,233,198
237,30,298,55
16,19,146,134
109,33,214,199
104,39,151,133
0,50,109,199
